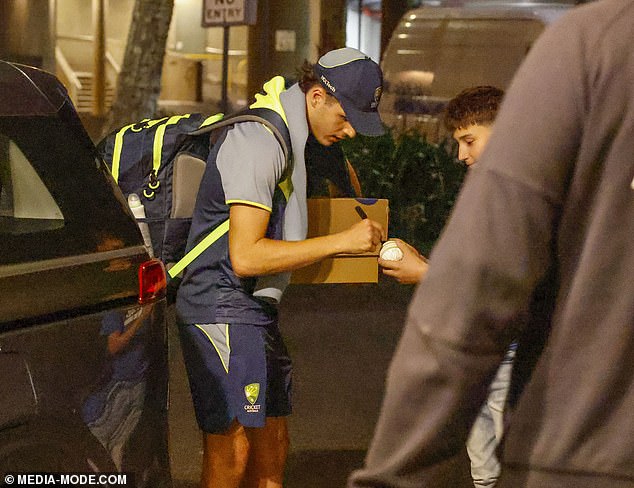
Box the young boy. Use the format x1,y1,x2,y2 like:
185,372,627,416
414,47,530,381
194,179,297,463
444,85,504,167
380,86,511,488
379,85,504,284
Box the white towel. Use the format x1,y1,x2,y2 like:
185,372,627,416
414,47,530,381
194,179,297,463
253,83,309,303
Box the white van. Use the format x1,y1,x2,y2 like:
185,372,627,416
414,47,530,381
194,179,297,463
380,2,573,140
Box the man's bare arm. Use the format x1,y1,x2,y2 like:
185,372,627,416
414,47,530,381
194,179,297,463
229,203,385,277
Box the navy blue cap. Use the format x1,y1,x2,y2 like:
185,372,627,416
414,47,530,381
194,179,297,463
314,47,385,136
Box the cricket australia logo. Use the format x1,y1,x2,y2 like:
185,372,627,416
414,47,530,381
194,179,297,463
244,383,261,413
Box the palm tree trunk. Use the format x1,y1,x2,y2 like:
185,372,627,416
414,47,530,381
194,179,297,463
104,0,174,135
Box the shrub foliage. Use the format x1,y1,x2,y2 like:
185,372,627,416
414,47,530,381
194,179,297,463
342,129,466,255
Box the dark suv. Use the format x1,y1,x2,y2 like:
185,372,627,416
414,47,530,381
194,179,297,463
0,61,171,487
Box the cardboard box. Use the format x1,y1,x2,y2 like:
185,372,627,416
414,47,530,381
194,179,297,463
291,198,389,284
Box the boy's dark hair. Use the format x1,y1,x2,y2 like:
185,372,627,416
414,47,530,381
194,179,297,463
443,86,505,133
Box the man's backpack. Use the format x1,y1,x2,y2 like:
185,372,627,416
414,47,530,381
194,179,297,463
97,108,291,285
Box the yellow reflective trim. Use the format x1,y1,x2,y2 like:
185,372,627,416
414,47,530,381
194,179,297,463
152,114,191,174
131,117,168,132
278,176,293,201
168,219,230,279
148,179,160,190
249,76,288,125
110,123,136,182
194,324,230,374
226,199,272,212
249,76,293,201
199,113,225,128
111,116,173,181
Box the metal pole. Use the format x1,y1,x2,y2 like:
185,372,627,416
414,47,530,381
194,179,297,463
221,25,230,114
46,0,57,73
358,0,362,50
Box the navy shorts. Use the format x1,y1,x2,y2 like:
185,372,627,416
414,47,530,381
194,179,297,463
178,321,292,434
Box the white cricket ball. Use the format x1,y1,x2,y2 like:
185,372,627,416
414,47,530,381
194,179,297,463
380,240,404,261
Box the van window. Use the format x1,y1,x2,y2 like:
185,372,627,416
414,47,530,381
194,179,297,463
0,134,64,235
381,14,546,140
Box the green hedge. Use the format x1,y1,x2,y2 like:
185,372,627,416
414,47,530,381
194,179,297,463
342,129,466,255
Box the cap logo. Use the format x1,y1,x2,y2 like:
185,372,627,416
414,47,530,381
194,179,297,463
371,86,382,109
320,74,336,93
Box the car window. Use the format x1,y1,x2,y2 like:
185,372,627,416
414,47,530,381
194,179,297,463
0,133,64,234
0,115,141,266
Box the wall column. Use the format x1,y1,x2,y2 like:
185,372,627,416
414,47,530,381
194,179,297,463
318,0,346,56
0,0,53,68
381,0,408,60
247,0,311,100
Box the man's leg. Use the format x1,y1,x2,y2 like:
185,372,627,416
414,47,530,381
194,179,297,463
240,417,289,488
201,420,250,488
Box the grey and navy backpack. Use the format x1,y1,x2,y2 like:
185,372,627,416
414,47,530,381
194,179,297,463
98,108,291,287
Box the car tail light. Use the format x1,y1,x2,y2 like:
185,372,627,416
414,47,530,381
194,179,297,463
138,259,167,304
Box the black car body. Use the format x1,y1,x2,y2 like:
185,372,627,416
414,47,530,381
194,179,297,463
0,61,171,487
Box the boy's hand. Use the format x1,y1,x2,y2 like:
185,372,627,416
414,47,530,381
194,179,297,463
379,238,429,284
336,219,385,254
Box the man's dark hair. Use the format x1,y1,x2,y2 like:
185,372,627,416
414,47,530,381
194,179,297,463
297,60,319,93
443,86,505,133
296,60,337,106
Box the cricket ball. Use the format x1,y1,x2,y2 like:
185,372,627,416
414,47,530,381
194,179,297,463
380,240,404,261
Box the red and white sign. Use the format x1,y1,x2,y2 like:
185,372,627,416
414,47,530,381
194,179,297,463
202,0,257,26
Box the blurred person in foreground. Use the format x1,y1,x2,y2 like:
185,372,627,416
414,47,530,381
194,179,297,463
348,1,634,487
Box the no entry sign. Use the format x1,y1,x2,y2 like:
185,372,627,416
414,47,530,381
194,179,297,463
202,0,257,26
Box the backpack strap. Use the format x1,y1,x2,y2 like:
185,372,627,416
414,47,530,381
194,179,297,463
109,117,168,183
167,218,230,278
188,107,292,163
167,108,292,281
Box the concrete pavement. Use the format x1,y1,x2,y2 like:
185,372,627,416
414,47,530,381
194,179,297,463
167,282,472,487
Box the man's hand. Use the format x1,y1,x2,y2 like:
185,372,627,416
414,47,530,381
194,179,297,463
379,238,429,284
335,218,385,254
